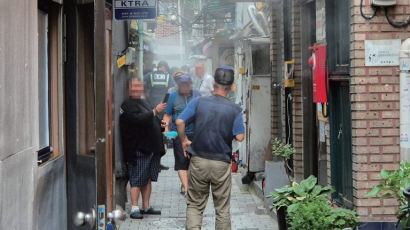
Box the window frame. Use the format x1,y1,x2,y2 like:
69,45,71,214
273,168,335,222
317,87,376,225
76,4,96,156
326,0,350,75
37,2,64,166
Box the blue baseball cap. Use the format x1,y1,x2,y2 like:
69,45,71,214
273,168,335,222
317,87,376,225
176,74,192,84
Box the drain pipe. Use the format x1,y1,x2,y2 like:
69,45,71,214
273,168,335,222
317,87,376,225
138,20,144,80
400,38,410,162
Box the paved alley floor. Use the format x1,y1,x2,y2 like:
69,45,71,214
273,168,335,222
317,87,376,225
118,149,278,230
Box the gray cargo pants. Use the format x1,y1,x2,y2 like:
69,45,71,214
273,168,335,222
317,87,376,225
186,156,232,230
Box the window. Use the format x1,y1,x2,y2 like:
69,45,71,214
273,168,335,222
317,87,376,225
38,2,63,165
326,0,350,74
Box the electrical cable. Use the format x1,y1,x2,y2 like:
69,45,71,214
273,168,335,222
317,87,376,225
383,6,410,28
360,0,378,20
322,62,329,118
286,93,292,145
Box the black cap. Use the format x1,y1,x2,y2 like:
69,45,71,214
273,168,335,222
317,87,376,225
157,61,169,71
214,65,234,85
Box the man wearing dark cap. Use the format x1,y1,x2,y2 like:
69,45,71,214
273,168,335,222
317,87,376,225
143,60,174,109
175,66,245,230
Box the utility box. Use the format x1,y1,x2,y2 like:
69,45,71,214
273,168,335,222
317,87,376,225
371,0,396,6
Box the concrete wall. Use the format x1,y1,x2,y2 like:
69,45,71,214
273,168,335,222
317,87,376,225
34,157,67,230
0,0,38,229
0,1,67,229
112,19,131,209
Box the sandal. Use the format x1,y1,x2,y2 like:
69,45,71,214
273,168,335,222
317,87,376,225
142,206,161,215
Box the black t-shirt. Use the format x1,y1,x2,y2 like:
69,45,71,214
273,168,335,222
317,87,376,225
119,98,165,162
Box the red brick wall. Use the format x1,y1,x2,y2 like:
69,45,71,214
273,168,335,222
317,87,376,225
350,0,409,222
155,21,180,44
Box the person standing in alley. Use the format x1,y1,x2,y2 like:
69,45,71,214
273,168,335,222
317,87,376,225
143,60,173,170
175,66,245,230
119,78,167,219
144,60,173,109
163,74,201,196
193,63,214,96
167,70,186,94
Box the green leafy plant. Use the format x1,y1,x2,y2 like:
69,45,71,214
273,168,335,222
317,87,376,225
267,175,333,211
286,198,330,230
365,161,410,228
272,138,295,183
286,197,359,230
329,207,360,230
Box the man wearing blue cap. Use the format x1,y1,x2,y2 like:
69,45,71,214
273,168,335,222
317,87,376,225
175,66,245,230
163,74,201,196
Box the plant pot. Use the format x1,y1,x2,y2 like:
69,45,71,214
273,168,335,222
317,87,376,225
277,206,288,230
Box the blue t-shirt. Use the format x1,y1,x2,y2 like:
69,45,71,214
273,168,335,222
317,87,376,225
177,97,245,136
165,90,201,134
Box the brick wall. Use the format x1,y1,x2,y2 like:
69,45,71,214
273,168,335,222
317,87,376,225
291,1,304,181
270,1,284,144
155,21,180,43
350,0,409,222
269,0,304,181
271,4,281,143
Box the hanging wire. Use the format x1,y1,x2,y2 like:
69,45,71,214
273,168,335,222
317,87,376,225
383,6,410,28
360,0,378,20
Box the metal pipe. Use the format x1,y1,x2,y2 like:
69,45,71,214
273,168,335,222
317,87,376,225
178,0,184,62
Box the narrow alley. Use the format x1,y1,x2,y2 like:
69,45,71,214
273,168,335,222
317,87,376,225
2,0,410,229
118,150,277,230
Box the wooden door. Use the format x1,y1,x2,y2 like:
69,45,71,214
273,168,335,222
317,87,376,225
65,1,112,229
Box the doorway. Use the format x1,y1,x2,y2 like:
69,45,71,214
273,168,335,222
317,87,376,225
65,3,96,230
329,80,353,208
65,2,112,229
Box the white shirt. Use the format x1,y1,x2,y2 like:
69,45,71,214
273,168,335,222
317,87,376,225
198,74,214,96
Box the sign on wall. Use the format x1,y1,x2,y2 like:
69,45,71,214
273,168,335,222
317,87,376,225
365,39,401,66
114,0,157,20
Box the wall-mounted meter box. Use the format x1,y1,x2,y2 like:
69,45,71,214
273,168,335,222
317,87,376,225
371,0,396,6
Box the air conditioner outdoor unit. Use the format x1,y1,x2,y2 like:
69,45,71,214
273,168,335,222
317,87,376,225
371,0,396,6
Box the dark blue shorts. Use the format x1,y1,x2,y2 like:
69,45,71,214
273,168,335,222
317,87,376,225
127,151,160,187
173,134,193,171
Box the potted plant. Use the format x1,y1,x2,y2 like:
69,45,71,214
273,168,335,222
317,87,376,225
271,138,295,184
365,161,410,229
286,196,359,230
268,175,359,230
267,175,333,230
267,138,295,229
